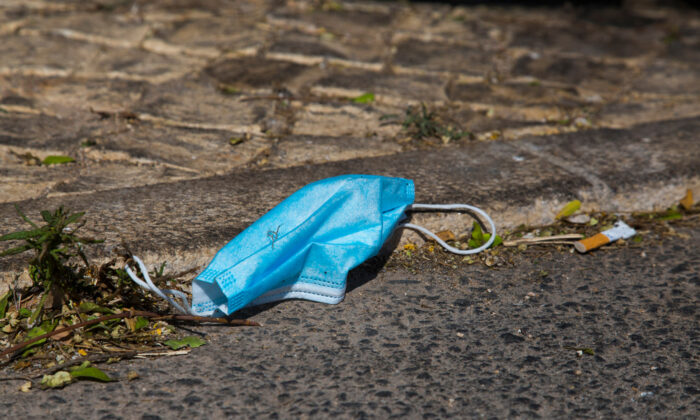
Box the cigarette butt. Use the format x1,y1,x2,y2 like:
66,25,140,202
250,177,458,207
575,220,636,254
574,233,610,253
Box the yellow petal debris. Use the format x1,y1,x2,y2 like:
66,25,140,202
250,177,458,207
78,349,87,357
555,200,581,220
403,243,416,251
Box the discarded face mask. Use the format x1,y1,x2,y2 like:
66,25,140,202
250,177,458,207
126,175,496,317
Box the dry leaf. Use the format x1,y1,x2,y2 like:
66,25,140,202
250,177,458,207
462,256,476,264
51,323,72,341
435,230,456,242
124,317,136,332
680,189,694,210
19,381,32,392
41,371,73,388
14,360,31,370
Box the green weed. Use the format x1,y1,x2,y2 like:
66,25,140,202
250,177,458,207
468,221,503,249
0,206,102,321
351,92,375,104
218,83,240,95
42,155,75,165
0,208,248,381
384,103,470,144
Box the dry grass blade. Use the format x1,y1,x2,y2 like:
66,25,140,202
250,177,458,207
34,351,138,379
135,350,191,358
504,234,584,247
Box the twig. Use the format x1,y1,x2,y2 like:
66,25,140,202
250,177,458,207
149,313,259,326
12,274,20,312
1,310,259,360
152,266,199,288
135,350,191,358
33,351,138,379
504,234,583,247
511,240,579,246
0,376,32,382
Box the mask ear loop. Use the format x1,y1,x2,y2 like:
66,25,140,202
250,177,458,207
399,203,496,255
125,256,194,315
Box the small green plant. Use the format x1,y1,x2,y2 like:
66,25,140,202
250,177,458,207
0,207,258,383
351,92,375,104
218,83,240,95
0,206,102,321
403,104,440,139
662,26,680,45
80,139,98,148
229,136,244,146
468,221,503,249
42,155,75,165
152,261,167,278
384,103,470,143
164,335,207,350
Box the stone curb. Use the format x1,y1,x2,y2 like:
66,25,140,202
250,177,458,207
1,117,697,289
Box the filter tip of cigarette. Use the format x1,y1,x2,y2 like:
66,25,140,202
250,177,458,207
574,232,611,253
574,241,587,253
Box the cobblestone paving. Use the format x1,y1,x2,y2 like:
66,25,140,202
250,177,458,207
1,0,698,202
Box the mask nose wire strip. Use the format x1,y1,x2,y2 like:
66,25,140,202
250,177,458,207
125,255,194,315
399,203,496,255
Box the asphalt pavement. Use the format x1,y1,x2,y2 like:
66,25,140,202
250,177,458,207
1,226,697,419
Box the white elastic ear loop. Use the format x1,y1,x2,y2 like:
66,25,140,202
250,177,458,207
125,256,194,315
400,203,496,255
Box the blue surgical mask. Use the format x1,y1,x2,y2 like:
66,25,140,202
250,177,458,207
126,175,495,316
